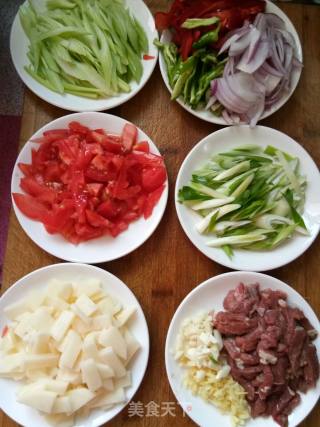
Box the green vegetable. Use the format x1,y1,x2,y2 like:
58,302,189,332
192,25,221,49
182,17,220,29
178,145,308,257
19,0,150,98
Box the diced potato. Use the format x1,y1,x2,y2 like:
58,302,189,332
0,328,18,352
114,372,131,389
98,326,127,360
90,291,107,303
24,354,59,370
27,290,46,311
71,317,92,337
4,300,30,320
45,296,69,313
67,387,95,413
91,314,112,331
51,311,75,342
25,369,48,381
89,387,125,408
72,279,101,298
37,378,69,394
47,279,73,302
80,358,102,392
123,328,141,366
83,332,99,360
97,363,114,379
14,313,33,338
52,396,72,414
71,304,91,326
59,331,82,370
98,348,126,378
17,385,57,414
28,307,55,333
27,332,50,354
97,297,122,316
114,307,136,327
75,295,97,318
0,353,25,376
56,368,82,386
102,378,114,391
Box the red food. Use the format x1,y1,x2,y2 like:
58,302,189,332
155,0,265,59
1,325,8,338
14,122,167,244
143,54,155,60
214,283,320,427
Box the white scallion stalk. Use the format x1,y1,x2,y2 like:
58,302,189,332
190,182,229,198
276,150,300,193
255,214,293,229
195,204,241,234
214,220,251,233
206,233,267,247
231,174,254,198
272,197,291,216
213,161,251,181
192,197,235,211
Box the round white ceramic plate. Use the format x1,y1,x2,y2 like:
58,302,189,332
165,271,320,427
11,112,168,263
10,0,158,112
158,0,302,125
175,125,320,271
0,263,149,427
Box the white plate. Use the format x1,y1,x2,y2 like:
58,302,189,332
158,0,302,125
11,112,168,263
10,0,158,112
175,125,320,271
0,263,149,427
165,271,320,427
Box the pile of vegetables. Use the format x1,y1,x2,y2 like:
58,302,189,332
20,0,149,98
178,145,307,258
155,0,302,125
209,13,303,125
13,121,167,244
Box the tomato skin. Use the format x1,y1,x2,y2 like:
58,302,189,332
143,54,155,60
122,123,137,152
133,141,150,153
1,326,8,338
20,177,57,204
141,166,167,192
15,121,166,243
13,193,49,221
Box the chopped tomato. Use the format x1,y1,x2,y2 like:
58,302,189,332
133,141,150,153
14,121,166,244
122,123,137,152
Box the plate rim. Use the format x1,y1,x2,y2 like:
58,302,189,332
158,0,303,125
165,271,320,427
11,112,169,264
9,0,159,112
0,262,150,427
174,125,320,271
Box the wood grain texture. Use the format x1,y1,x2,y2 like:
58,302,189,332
2,2,320,426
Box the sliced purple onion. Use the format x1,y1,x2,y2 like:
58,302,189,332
210,12,302,126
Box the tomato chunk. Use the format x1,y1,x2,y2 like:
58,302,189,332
14,121,166,244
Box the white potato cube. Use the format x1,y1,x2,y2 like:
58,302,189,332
68,387,95,413
83,332,99,360
17,386,57,414
114,307,136,327
102,378,114,391
98,348,126,378
114,372,132,389
56,368,82,386
123,329,141,366
4,300,30,320
51,311,75,342
98,327,127,360
59,331,82,369
97,297,122,316
75,295,97,317
0,353,25,376
72,279,101,298
52,396,72,414
71,304,91,325
97,363,114,379
91,314,112,331
80,358,102,392
27,332,50,354
45,296,69,313
89,387,125,408
24,354,59,370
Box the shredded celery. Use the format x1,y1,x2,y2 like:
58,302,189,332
19,0,149,98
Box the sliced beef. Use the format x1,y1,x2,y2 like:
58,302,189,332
235,326,262,352
303,344,320,389
216,282,320,427
214,311,257,335
223,282,260,314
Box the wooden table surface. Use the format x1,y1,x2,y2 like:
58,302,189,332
1,2,320,426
